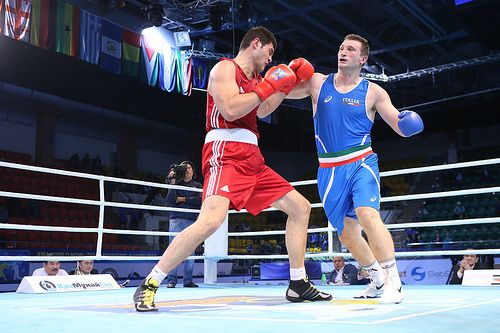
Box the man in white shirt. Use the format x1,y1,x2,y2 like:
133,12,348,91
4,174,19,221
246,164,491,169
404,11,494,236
32,260,68,276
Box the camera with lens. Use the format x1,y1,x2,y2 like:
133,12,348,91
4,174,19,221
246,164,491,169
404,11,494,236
166,163,187,183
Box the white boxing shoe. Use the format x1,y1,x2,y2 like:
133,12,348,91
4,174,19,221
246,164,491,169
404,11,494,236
354,279,385,298
378,276,404,304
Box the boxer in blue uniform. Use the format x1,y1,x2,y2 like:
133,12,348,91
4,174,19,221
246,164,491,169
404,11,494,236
288,34,423,303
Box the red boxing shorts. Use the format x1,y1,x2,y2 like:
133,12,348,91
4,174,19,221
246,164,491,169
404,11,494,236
202,140,294,216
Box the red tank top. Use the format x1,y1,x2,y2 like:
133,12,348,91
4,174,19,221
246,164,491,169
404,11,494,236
205,58,261,138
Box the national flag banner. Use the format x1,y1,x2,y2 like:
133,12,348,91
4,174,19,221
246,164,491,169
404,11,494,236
140,34,159,87
56,1,80,57
0,0,4,35
159,45,176,92
79,10,102,65
175,49,192,96
122,28,140,77
4,0,31,42
100,19,122,74
29,0,57,50
185,55,193,96
191,57,208,89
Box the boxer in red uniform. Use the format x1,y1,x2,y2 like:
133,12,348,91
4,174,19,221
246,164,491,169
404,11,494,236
134,26,331,312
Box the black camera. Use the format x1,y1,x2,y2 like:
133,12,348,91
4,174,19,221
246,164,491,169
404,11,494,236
166,163,187,183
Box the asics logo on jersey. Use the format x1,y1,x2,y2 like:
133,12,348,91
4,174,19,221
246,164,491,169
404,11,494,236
370,196,377,202
221,185,230,192
324,96,332,103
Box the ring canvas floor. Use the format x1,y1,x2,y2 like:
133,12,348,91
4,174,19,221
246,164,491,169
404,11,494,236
1,284,499,332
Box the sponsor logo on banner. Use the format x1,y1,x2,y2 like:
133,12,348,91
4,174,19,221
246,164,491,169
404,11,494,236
39,280,57,292
411,267,426,281
17,274,120,293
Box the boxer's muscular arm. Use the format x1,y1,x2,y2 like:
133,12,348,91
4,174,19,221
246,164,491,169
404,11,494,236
286,72,328,116
370,83,423,137
208,60,262,122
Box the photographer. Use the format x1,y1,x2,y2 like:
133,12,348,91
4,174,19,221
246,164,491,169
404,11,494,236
165,161,202,288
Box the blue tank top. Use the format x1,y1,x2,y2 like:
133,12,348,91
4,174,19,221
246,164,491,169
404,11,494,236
314,74,374,167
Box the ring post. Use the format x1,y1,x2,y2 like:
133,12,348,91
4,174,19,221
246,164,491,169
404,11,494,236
204,214,229,284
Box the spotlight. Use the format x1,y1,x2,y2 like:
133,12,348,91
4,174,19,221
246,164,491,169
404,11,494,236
210,6,225,31
147,4,164,27
174,31,192,48
199,39,215,52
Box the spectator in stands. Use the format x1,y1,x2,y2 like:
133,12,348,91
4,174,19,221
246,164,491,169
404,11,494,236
406,227,416,242
246,241,255,253
69,259,98,275
480,166,491,184
32,258,68,276
69,153,80,168
260,240,273,254
81,153,92,171
327,257,358,285
434,232,443,248
92,155,103,174
129,208,144,230
454,171,463,186
448,250,488,284
452,201,466,219
442,231,453,249
410,234,424,248
119,200,133,229
0,204,8,222
412,211,422,223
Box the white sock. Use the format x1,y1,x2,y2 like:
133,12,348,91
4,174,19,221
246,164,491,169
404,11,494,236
364,260,385,285
380,257,402,287
290,267,306,281
146,265,168,284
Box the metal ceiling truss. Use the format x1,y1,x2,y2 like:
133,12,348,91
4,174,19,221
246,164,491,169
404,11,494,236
364,53,500,82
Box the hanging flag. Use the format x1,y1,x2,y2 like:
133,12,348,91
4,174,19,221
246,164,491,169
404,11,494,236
79,10,102,65
100,19,122,74
4,0,31,42
122,28,141,77
0,0,4,35
185,55,193,96
159,45,176,92
56,1,80,57
175,49,192,96
191,57,208,89
29,0,57,50
140,34,159,87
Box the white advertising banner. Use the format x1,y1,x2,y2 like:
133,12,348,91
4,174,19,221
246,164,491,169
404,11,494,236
396,258,452,285
16,274,121,293
463,269,500,286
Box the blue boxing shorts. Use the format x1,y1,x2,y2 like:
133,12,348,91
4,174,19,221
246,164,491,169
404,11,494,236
317,153,381,234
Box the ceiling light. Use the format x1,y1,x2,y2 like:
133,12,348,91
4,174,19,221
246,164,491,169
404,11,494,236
174,31,192,48
147,4,164,27
210,6,225,31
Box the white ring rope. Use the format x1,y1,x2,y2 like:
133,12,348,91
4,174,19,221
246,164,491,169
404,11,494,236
1,156,499,262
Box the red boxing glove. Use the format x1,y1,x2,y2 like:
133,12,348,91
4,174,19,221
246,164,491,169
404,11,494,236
252,64,297,102
281,58,314,95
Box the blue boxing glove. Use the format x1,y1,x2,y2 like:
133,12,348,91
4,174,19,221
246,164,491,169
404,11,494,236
398,110,423,137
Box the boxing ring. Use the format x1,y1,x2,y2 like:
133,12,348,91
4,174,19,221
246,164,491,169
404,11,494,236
1,157,500,331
